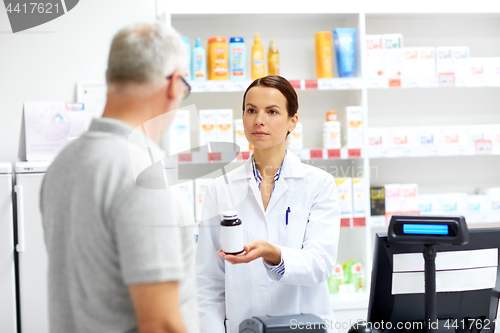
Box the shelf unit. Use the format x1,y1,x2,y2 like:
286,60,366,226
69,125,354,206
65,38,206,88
163,10,500,329
73,9,500,332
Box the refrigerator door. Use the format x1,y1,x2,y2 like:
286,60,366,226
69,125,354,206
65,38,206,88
0,164,17,333
16,172,48,333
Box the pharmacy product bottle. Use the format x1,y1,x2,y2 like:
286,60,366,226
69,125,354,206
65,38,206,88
268,39,280,76
208,36,229,80
315,31,333,79
323,110,341,149
287,122,303,150
229,37,246,81
220,211,244,254
192,38,207,81
182,36,192,80
251,33,265,80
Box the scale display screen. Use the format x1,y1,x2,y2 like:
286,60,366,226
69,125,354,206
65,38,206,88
403,224,449,235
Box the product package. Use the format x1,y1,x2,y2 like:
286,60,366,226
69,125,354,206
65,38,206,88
436,47,454,75
192,37,207,81
234,119,250,152
216,109,234,143
452,47,470,79
229,37,246,81
315,31,334,79
335,177,353,227
418,126,440,146
181,36,191,80
383,34,403,79
328,264,344,294
333,28,356,78
466,194,490,223
343,260,364,292
401,183,419,214
418,47,436,78
391,127,419,147
364,35,385,78
199,109,217,146
384,184,402,223
402,47,419,78
345,106,364,148
168,109,190,155
323,111,342,149
442,192,468,215
368,128,392,148
208,36,228,80
194,178,213,224
418,194,444,215
352,178,366,226
287,122,303,150
370,186,386,216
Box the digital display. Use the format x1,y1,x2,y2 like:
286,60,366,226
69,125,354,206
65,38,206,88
403,224,449,235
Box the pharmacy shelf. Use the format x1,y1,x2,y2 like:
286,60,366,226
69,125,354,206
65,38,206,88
176,147,363,164
331,292,370,311
189,77,500,93
189,78,364,93
369,144,498,159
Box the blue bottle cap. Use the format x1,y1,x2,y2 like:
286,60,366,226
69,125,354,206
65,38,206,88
182,36,190,44
230,37,244,43
195,37,202,47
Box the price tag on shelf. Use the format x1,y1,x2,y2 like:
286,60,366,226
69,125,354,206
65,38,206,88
419,78,438,88
454,77,467,88
309,149,323,159
438,73,455,87
476,140,492,155
305,79,318,90
327,149,341,159
402,78,418,89
289,80,302,90
388,78,402,88
317,79,335,90
338,78,354,90
178,153,192,163
208,152,222,162
353,217,366,227
213,81,229,92
191,82,209,92
340,218,351,228
348,148,362,158
293,149,310,161
365,78,388,89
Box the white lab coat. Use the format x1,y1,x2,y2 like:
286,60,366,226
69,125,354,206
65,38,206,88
196,150,340,333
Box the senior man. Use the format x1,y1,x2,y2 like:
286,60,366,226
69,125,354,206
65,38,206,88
40,22,198,333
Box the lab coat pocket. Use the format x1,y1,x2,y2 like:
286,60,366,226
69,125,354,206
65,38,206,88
279,210,309,249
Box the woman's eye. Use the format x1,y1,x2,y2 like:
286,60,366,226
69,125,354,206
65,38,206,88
269,110,278,115
246,108,256,113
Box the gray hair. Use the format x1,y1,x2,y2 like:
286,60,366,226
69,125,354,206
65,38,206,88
106,22,186,92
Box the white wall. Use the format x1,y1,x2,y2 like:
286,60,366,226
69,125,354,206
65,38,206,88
0,0,157,163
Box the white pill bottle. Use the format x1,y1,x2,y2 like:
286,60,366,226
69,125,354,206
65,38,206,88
220,210,244,254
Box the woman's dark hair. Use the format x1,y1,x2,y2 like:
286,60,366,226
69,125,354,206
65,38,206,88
242,75,298,118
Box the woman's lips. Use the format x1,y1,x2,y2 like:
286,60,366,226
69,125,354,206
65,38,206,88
252,131,268,137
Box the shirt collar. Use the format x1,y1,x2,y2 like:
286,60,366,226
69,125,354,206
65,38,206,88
251,151,286,191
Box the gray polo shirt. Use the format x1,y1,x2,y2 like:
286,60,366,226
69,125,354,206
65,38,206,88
41,117,198,333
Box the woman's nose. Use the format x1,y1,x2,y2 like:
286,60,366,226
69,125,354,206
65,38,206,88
255,111,265,126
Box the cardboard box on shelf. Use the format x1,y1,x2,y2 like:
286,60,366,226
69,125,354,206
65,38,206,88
466,194,490,224
352,178,366,227
384,184,402,223
234,119,250,152
452,47,470,78
419,47,436,78
442,192,468,215
344,106,364,149
168,109,190,155
365,35,385,78
368,127,392,148
370,186,385,217
216,109,234,144
402,47,419,78
418,194,444,215
401,183,419,214
436,47,454,75
383,34,404,79
199,109,216,146
335,178,353,227
392,127,419,147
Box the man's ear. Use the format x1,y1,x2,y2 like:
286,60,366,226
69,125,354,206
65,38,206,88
166,70,181,101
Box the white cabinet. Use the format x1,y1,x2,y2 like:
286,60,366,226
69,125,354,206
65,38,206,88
0,163,16,333
15,162,50,333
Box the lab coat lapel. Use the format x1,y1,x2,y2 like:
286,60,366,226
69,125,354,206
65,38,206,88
265,177,288,215
265,150,304,214
239,155,266,214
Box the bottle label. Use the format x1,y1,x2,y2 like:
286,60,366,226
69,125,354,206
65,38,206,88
231,48,244,76
214,47,227,76
194,54,205,78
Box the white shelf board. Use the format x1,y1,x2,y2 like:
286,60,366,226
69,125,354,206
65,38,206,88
177,148,363,164
331,292,370,311
369,144,498,159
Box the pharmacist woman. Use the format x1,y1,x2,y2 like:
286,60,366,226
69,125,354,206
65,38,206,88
196,75,341,333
